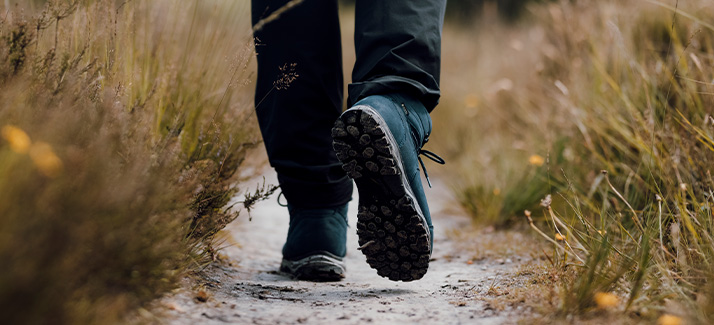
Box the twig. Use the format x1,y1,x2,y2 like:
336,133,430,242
547,206,587,256
602,170,645,234
542,249,555,267
251,0,305,33
525,210,584,263
657,194,665,252
358,240,376,251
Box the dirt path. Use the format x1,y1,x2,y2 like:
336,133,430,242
157,169,535,324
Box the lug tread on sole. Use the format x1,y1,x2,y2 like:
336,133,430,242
332,109,430,282
280,265,345,282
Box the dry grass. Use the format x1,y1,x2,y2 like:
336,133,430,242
6,0,714,322
0,0,267,323
435,0,714,322
434,5,557,226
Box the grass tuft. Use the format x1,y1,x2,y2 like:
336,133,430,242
0,0,264,323
437,0,714,321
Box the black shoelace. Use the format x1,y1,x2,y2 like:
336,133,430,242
418,149,446,188
277,148,445,208
277,192,288,207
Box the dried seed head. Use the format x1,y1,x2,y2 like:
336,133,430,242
273,63,299,90
540,194,552,208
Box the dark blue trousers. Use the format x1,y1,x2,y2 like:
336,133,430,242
252,0,446,208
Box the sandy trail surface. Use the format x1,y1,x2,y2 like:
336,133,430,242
158,169,531,324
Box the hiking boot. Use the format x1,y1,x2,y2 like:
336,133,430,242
331,94,444,282
280,203,349,281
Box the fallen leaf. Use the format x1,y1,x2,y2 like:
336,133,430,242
165,302,184,312
196,290,209,303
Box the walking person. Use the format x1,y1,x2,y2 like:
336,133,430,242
251,0,446,282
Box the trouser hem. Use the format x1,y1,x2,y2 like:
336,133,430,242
277,172,353,209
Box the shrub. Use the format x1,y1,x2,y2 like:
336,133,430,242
0,0,262,323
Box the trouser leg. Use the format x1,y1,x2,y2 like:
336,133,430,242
252,0,353,208
349,0,447,112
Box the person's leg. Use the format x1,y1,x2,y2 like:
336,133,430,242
252,0,352,281
332,0,446,282
349,0,447,111
252,0,352,209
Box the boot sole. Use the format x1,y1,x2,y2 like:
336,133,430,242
332,106,431,282
280,252,346,282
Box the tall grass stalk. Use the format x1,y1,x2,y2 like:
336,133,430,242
437,0,714,321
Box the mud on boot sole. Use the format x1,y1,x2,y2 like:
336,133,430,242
332,107,431,282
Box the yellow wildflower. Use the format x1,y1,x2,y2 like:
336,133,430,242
1,125,31,154
594,292,618,309
529,154,545,166
464,94,479,108
29,142,63,178
657,314,682,325
493,188,501,196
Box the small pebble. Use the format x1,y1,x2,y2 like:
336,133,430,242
506,259,513,263
480,266,487,271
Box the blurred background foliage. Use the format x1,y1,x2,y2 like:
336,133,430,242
340,0,550,22
444,0,552,22
429,0,714,322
